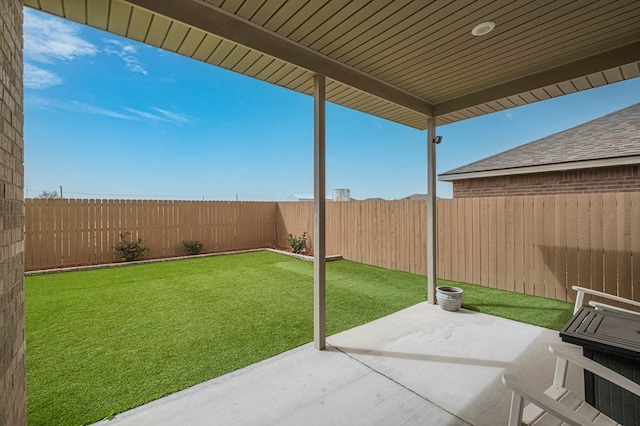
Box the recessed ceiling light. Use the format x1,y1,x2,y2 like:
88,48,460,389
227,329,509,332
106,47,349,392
471,21,495,36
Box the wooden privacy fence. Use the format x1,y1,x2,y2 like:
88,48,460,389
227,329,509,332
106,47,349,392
437,193,640,303
277,193,640,303
276,200,426,275
25,199,277,270
26,194,640,303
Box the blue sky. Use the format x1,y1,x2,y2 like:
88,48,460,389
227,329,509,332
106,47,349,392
23,8,640,201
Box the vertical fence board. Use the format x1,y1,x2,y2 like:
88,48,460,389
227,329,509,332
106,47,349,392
456,198,466,282
44,201,55,268
632,193,640,301
71,199,81,266
390,201,398,272
210,202,218,252
533,196,546,297
480,198,489,287
355,202,363,264
372,201,378,265
24,200,33,268
523,197,534,296
437,200,446,278
88,199,95,263
380,202,389,270
57,200,67,265
513,197,524,294
487,198,497,288
543,195,556,299
505,197,515,293
421,200,428,275
565,195,579,302
603,193,618,296
464,197,473,283
617,193,632,300
451,199,460,281
590,194,604,296
65,199,73,265
406,201,413,272
82,199,90,264
140,200,150,256
496,197,506,290
399,201,406,272
444,200,452,280
54,199,65,266
413,201,421,274
577,194,592,291
554,196,567,302
472,198,481,285
33,199,41,267
36,200,43,267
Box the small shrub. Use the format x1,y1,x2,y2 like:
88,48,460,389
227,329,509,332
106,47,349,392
287,232,308,254
114,232,149,262
182,240,203,255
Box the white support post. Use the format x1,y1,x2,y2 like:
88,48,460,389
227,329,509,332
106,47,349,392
314,74,326,350
427,118,437,304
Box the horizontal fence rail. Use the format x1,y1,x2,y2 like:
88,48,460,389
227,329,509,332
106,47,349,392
26,194,640,304
25,199,277,270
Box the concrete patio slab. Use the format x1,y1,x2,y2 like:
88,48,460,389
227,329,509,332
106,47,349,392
328,303,583,426
96,302,582,426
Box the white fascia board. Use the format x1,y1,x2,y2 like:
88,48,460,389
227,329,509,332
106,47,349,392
438,156,640,181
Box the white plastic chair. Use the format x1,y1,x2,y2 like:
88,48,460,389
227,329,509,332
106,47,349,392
572,285,640,315
502,345,640,426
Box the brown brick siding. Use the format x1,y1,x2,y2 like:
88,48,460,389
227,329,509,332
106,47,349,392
452,165,640,198
0,0,26,424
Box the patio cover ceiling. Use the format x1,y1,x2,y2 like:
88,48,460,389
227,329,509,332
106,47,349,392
24,0,640,129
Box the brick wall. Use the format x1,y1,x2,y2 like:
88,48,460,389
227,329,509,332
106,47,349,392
0,0,26,424
452,164,640,198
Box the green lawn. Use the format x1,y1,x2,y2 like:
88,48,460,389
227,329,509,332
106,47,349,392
26,251,573,425
439,279,574,330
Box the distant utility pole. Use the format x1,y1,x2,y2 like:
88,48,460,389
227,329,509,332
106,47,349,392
59,185,63,198
236,194,238,201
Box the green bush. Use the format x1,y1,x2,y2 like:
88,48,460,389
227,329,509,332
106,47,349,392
114,232,149,261
287,232,308,254
182,240,203,255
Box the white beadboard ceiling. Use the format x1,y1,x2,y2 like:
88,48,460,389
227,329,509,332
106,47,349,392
24,0,640,129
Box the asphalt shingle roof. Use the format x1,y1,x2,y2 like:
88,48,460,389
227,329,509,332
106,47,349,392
440,102,640,177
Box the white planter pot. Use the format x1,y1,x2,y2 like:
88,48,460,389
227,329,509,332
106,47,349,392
436,286,464,311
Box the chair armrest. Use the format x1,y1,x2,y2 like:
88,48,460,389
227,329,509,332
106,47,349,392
549,345,640,396
502,374,595,426
589,301,640,316
572,286,640,314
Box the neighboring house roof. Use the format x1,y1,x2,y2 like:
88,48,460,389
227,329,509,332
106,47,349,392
287,194,315,201
404,193,428,201
439,102,640,181
402,193,442,201
288,194,355,201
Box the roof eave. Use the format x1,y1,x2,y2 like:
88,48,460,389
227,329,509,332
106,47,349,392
438,155,640,181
